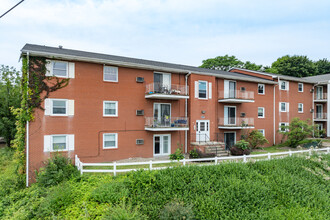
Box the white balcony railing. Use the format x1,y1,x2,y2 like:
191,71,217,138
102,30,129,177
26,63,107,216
218,117,254,127
146,83,188,96
314,93,327,101
145,117,189,128
314,113,327,119
218,90,254,100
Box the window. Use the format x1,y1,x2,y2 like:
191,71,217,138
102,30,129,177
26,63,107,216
52,99,67,115
298,83,303,92
103,133,118,149
298,103,303,113
280,102,289,112
103,66,118,82
52,135,67,151
258,84,265,94
52,61,68,77
258,129,265,136
279,122,289,132
258,107,265,118
280,81,289,90
198,81,207,99
103,101,118,117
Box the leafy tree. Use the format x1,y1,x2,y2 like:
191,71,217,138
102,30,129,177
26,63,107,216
266,55,317,77
315,58,330,75
242,61,263,71
279,118,314,148
247,130,269,149
0,65,21,147
200,55,244,71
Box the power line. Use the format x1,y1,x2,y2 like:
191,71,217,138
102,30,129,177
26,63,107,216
0,0,25,19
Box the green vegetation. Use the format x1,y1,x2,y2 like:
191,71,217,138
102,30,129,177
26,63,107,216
1,147,329,219
248,130,269,149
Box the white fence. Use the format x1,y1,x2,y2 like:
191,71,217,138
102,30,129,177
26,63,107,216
75,147,330,176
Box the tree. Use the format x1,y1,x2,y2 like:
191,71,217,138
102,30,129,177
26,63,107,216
247,130,269,149
200,55,244,71
315,58,330,75
242,61,263,71
266,55,317,77
279,118,314,148
0,65,21,147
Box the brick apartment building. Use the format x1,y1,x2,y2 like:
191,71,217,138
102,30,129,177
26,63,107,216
21,44,330,183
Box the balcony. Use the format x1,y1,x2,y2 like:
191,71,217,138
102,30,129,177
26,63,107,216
145,83,189,100
314,113,327,121
314,93,327,102
218,117,254,129
145,117,189,131
218,90,254,103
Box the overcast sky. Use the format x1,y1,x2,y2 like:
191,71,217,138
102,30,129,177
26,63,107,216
1,0,330,70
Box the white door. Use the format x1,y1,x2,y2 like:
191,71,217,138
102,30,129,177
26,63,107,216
224,106,236,125
316,86,323,99
154,134,171,156
196,120,210,142
316,104,323,119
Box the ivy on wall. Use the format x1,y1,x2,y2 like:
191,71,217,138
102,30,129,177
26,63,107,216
12,56,69,179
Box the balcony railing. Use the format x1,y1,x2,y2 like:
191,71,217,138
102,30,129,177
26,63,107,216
314,93,327,101
145,117,189,129
145,83,188,96
218,90,254,103
218,117,254,128
314,113,327,120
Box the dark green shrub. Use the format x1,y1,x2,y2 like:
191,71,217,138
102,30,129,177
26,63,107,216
160,200,194,220
170,148,184,160
36,154,80,187
90,181,129,204
235,140,250,150
247,130,269,149
101,201,146,220
189,148,199,158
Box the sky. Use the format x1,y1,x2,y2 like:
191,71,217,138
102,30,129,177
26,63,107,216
1,0,330,70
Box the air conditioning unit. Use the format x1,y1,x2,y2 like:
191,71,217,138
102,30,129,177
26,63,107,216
310,109,314,113
240,112,246,117
136,139,144,145
310,88,314,93
240,87,246,92
136,110,144,116
136,77,144,83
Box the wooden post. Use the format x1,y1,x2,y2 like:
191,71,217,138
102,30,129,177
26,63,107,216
183,158,186,166
243,155,247,163
289,150,292,157
327,147,330,154
215,156,218,165
149,160,153,170
268,152,271,160
309,148,312,156
113,162,117,176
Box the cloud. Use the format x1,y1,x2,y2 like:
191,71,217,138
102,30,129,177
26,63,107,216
1,0,330,70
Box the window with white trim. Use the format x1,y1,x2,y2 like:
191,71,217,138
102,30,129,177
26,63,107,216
52,99,67,115
52,135,67,151
103,66,118,82
280,102,289,112
298,83,303,92
43,134,74,152
103,133,118,149
279,122,289,132
258,129,265,136
258,84,265,94
198,81,207,99
258,107,265,118
298,103,303,113
103,101,118,116
280,81,289,90
53,61,68,77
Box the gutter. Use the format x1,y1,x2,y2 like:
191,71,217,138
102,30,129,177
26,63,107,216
26,52,29,187
185,72,192,153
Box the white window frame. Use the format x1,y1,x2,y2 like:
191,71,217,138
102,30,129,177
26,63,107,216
153,134,171,156
51,99,68,116
280,81,289,91
103,101,118,117
51,134,68,152
103,133,118,149
280,102,289,112
198,80,208,99
279,122,289,132
298,83,303,92
103,66,118,82
258,129,265,137
52,61,68,78
258,84,265,95
298,103,303,113
258,107,265,118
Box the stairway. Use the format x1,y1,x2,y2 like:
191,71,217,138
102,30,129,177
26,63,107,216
205,145,229,157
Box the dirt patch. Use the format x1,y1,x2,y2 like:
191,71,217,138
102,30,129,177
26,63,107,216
0,143,6,148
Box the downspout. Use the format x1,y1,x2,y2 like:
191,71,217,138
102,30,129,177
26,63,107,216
327,81,330,137
273,77,279,145
185,72,192,153
312,84,315,137
26,52,29,187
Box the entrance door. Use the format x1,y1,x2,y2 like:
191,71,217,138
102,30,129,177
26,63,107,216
224,106,236,125
224,132,236,150
229,81,236,98
316,104,323,119
154,134,170,156
154,103,171,127
196,120,210,142
154,73,171,93
316,86,323,100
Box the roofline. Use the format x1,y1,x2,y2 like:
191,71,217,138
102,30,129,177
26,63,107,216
230,67,275,77
21,49,277,85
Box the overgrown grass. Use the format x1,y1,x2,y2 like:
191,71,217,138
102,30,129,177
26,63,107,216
0,148,329,219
